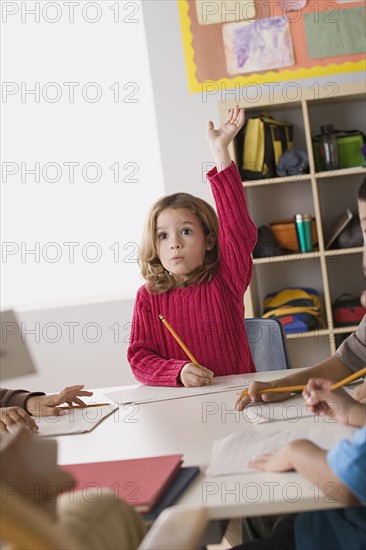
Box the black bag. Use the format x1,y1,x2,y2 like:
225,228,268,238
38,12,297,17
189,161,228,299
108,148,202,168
235,114,294,180
252,226,283,258
332,294,366,327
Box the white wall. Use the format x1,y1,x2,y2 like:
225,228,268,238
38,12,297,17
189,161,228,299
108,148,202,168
2,0,365,392
1,0,164,310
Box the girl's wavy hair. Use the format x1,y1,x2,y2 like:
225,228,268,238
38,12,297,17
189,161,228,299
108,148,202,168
139,192,219,294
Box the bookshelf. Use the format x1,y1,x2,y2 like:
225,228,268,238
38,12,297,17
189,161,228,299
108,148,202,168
218,83,366,368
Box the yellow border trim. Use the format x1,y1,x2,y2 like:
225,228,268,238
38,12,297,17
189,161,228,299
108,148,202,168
177,0,366,94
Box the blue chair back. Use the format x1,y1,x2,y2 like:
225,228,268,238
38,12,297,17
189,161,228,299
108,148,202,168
245,318,291,371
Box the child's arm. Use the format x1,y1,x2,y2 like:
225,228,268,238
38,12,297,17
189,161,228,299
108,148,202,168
207,105,244,171
247,378,366,505
235,356,353,411
247,440,359,506
206,106,257,295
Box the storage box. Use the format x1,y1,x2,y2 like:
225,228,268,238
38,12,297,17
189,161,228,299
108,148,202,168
270,218,318,252
312,132,365,171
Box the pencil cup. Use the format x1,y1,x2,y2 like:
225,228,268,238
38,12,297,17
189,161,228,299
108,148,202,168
294,214,313,253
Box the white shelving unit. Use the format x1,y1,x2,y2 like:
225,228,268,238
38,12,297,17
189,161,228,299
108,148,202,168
218,83,365,368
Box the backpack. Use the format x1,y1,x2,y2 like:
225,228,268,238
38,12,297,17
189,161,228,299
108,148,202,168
262,287,323,334
235,114,294,180
332,294,366,327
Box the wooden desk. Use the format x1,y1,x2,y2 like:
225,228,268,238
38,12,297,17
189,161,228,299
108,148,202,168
56,370,348,521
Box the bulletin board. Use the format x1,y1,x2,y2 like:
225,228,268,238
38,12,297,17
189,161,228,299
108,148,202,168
178,0,366,93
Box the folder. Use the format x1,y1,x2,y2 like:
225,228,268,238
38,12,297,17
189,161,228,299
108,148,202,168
62,454,183,513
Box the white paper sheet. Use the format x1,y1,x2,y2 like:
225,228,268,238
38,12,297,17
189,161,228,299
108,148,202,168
206,424,356,476
243,394,315,423
35,404,118,437
105,374,255,405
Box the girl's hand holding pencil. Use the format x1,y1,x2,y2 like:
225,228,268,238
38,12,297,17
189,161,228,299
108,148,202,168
159,314,214,387
180,363,214,388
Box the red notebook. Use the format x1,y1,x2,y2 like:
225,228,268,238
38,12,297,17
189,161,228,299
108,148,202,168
62,454,183,513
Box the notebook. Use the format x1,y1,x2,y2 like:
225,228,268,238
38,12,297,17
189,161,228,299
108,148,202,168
62,454,183,513
142,466,200,522
35,404,118,437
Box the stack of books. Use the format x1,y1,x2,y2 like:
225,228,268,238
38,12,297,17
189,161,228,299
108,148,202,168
62,454,199,521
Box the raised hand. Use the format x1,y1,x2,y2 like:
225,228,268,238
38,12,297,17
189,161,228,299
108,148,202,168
207,105,245,169
25,385,93,416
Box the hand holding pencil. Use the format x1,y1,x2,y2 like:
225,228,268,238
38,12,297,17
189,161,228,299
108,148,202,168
159,314,213,387
235,379,291,411
235,367,366,411
303,377,366,427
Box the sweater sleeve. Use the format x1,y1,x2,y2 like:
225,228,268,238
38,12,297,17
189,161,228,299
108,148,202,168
335,315,366,372
0,388,45,409
207,162,257,296
127,290,188,386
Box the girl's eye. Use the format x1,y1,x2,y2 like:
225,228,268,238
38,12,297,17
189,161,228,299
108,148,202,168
181,228,192,236
158,232,167,240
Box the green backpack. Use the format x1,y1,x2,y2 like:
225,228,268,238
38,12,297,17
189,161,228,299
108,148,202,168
235,114,294,180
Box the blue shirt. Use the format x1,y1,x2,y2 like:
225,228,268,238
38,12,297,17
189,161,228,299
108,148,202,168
295,427,366,550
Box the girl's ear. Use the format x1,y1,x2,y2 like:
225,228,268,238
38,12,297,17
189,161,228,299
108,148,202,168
206,233,216,251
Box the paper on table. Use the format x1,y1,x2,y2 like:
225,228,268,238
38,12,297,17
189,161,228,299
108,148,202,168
35,403,118,437
206,424,356,476
244,394,315,423
105,374,255,405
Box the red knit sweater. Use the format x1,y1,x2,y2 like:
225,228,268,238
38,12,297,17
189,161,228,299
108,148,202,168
127,162,257,386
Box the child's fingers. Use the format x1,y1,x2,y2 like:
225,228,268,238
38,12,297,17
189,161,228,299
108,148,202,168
225,107,234,123
235,395,251,410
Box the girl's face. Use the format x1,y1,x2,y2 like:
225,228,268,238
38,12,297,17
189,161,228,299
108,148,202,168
358,198,366,308
156,207,213,284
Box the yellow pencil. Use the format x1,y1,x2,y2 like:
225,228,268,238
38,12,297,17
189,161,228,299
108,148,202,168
330,367,366,390
159,314,201,368
60,403,112,410
238,366,366,399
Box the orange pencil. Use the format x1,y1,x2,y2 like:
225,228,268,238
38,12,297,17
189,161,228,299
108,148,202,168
238,366,366,399
159,314,201,368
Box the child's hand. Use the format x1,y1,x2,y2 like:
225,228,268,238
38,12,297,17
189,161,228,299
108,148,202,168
180,363,214,387
0,406,39,433
235,380,291,411
25,385,93,416
207,105,245,169
351,381,366,404
246,446,294,472
303,378,366,426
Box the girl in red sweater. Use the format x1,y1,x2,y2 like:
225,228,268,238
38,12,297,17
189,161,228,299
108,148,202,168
128,106,257,387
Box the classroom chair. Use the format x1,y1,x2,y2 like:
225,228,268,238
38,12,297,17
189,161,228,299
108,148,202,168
0,488,209,550
245,317,291,371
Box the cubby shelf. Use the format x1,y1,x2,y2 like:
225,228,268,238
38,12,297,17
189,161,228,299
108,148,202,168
218,83,365,368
